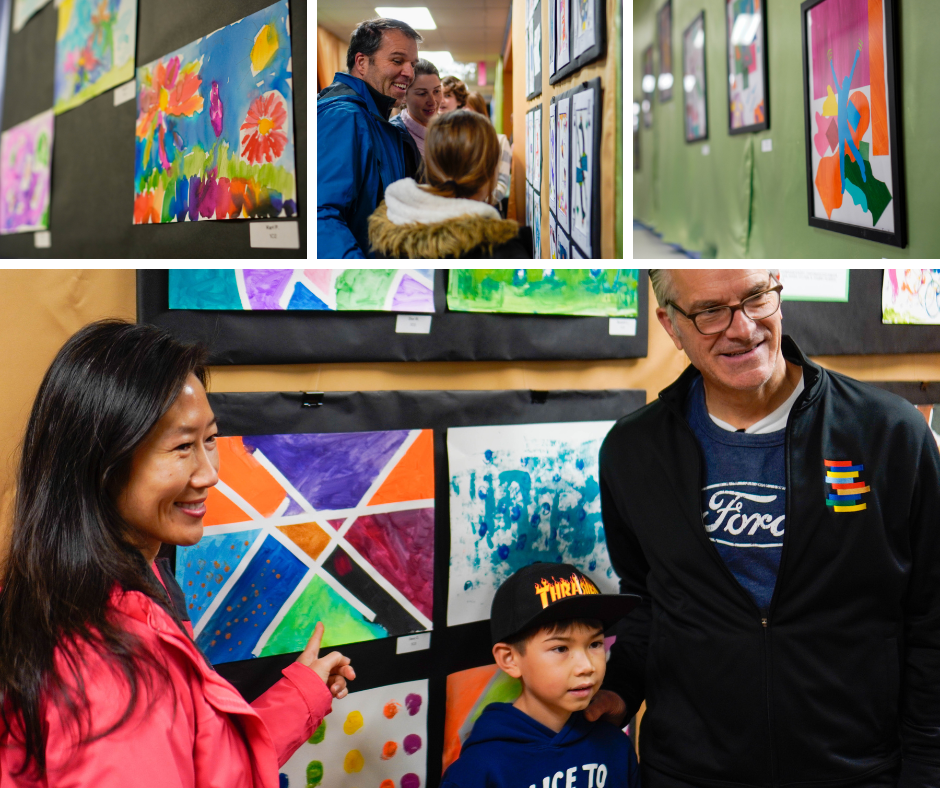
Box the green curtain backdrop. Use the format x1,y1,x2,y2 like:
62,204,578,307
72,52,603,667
633,0,940,258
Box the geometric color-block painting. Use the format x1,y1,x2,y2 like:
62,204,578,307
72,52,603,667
0,109,54,235
726,0,766,131
443,665,522,772
446,421,620,627
53,0,137,115
176,430,434,664
134,0,295,224
168,269,435,312
882,269,940,325
806,0,894,231
281,679,428,788
446,269,639,318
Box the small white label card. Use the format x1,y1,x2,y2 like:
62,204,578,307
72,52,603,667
609,317,637,336
702,144,710,156
249,221,300,249
761,138,773,153
395,314,432,334
34,231,51,248
396,632,431,654
113,80,136,106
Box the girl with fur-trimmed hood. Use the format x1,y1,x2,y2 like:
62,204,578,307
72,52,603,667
368,110,532,259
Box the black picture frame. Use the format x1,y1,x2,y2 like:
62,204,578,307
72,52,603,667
526,0,542,100
564,77,602,259
656,0,674,103
799,0,906,247
725,0,769,135
137,270,650,364
642,44,655,127
682,10,708,144
549,0,606,84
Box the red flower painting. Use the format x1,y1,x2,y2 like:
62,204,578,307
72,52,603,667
136,56,205,170
240,91,288,164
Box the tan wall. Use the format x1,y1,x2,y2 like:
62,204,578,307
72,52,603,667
3,268,940,552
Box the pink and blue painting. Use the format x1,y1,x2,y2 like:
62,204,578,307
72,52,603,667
177,430,434,664
168,269,435,311
134,0,295,224
0,109,54,235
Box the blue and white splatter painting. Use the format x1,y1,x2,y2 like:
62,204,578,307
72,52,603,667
446,421,619,627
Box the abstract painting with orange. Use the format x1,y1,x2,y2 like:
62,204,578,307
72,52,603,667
176,429,434,665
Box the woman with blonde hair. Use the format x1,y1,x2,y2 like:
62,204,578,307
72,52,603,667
438,76,468,113
368,110,531,258
464,91,512,214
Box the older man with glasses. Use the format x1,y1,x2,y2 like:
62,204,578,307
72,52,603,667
588,270,940,788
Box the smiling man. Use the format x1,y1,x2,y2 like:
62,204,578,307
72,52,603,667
589,269,940,788
318,18,422,258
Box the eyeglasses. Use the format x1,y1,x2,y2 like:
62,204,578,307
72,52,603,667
667,285,783,336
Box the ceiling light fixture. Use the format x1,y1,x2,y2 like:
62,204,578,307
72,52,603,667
374,7,437,29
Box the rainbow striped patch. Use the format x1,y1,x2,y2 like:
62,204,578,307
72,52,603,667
824,460,868,512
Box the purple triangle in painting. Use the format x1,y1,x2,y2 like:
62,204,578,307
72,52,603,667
392,274,434,312
242,269,294,309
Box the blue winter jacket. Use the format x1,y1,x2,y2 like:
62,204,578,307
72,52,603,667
317,72,414,258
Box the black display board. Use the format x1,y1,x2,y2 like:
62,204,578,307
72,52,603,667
781,270,940,355
165,388,646,787
0,0,305,259
549,0,606,84
137,269,650,364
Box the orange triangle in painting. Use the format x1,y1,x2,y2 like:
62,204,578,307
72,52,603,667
203,485,252,526
277,521,332,561
217,436,286,517
369,429,435,505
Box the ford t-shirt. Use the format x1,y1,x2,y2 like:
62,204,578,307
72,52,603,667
686,377,787,612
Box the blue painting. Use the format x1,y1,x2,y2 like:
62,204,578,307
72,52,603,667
446,421,619,626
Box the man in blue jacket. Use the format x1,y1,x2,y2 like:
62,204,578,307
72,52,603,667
317,18,422,258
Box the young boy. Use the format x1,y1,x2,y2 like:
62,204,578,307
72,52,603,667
441,562,641,788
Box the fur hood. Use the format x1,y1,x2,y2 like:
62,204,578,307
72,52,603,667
369,178,521,258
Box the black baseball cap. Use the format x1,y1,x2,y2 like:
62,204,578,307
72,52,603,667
490,562,641,645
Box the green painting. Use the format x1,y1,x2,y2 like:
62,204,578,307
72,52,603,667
446,269,639,317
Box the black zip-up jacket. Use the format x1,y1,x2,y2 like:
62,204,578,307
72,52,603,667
599,337,940,788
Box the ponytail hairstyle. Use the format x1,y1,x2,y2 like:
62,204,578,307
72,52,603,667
0,319,208,776
441,75,469,108
419,109,499,200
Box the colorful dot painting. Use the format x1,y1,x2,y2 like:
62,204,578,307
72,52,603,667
282,679,428,788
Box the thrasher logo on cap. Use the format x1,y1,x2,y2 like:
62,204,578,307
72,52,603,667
533,573,600,609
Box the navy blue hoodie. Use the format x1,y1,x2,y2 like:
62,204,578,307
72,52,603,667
441,703,640,788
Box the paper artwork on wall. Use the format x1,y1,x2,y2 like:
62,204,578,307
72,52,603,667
572,0,596,59
0,109,54,235
526,110,533,185
548,101,557,215
134,0,295,224
726,0,767,132
168,269,435,312
682,11,708,143
534,106,542,192
533,192,541,259
557,229,569,258
549,0,556,75
446,420,621,627
13,0,52,33
804,0,896,235
281,679,428,788
177,430,435,664
570,88,594,256
778,269,849,301
53,0,137,115
557,96,570,232
533,21,542,81
557,0,570,70
642,45,655,128
443,665,522,772
882,270,940,325
657,0,673,102
446,270,639,317
549,213,557,258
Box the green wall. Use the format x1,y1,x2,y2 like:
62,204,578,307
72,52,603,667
633,0,940,258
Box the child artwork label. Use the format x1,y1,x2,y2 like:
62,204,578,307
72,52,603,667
176,429,434,664
281,679,428,788
557,96,571,233
53,0,137,114
882,270,940,325
134,0,296,224
169,269,435,311
0,110,54,234
570,88,594,255
446,420,620,627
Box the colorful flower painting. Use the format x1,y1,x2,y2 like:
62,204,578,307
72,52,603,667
168,269,435,312
0,110,54,235
176,430,434,664
53,0,137,115
134,0,295,224
882,270,940,325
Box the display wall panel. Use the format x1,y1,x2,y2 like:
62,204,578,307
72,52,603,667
138,269,650,363
0,0,305,258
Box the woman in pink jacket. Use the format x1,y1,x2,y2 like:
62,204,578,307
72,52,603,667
0,320,355,787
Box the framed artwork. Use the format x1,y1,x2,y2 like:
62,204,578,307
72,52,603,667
556,96,571,233
551,0,606,83
642,44,655,128
527,0,542,100
569,81,600,257
633,98,641,170
657,0,674,102
549,214,558,257
549,0,556,75
549,99,557,215
557,229,570,258
533,191,542,258
800,0,905,246
726,0,769,133
682,11,708,143
534,105,542,192
556,0,570,72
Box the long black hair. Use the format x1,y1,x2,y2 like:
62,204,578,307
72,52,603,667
0,319,208,775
